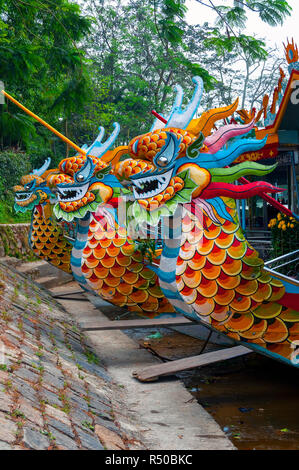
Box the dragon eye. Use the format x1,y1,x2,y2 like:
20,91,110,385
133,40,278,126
24,181,34,191
156,155,169,167
76,174,85,182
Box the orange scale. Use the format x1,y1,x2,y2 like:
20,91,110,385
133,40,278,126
239,319,267,339
119,244,134,257
116,282,133,296
221,256,242,275
106,244,121,258
180,285,197,304
227,238,247,260
235,279,258,296
34,242,46,250
92,245,106,260
187,250,206,271
82,245,92,257
211,305,230,322
104,274,121,288
226,331,241,341
182,214,194,231
240,263,261,280
139,268,156,280
269,277,285,289
179,241,196,260
93,229,106,241
139,295,159,312
89,219,98,231
242,248,264,267
197,236,214,256
116,253,132,267
217,271,240,290
99,238,113,248
263,318,289,344
193,293,215,316
116,225,126,238
101,254,116,269
225,311,254,333
122,271,139,285
201,261,221,280
176,275,185,292
268,285,285,303
196,276,218,298
87,278,103,290
221,220,238,234
113,236,126,248
214,286,235,306
279,308,299,323
251,282,272,303
183,220,195,235
128,262,143,273
81,262,91,274
252,302,282,319
188,226,204,245
148,284,163,298
205,224,221,240
182,269,202,289
87,237,98,249
229,294,252,312
288,323,299,343
110,265,126,278
176,258,187,276
131,251,143,262
214,231,235,249
85,255,100,269
267,342,293,361
99,284,116,300
129,289,149,304
207,245,227,266
93,265,109,279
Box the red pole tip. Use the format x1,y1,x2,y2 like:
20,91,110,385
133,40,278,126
151,110,167,124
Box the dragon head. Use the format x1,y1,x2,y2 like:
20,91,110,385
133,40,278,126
115,77,282,226
48,123,127,222
13,158,53,213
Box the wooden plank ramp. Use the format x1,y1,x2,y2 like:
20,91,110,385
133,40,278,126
81,316,193,331
132,345,252,382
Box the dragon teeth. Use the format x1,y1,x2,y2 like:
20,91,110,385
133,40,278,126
15,192,32,202
56,182,89,203
131,168,173,200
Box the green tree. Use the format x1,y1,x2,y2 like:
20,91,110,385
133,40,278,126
0,0,92,155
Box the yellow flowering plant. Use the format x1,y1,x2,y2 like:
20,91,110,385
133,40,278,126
268,212,299,258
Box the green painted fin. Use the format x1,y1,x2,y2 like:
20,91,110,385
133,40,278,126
210,162,278,183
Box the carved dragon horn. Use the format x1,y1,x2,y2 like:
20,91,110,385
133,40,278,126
151,76,204,132
86,123,120,159
31,157,51,177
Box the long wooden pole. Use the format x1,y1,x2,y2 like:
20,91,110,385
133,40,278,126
0,90,86,156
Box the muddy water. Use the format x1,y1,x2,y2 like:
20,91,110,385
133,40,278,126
181,353,299,450
134,330,299,450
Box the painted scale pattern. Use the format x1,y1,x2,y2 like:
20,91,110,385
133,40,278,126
175,199,299,363
80,214,175,317
30,204,73,274
129,127,197,161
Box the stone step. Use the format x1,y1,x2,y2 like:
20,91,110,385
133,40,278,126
16,260,48,278
36,275,71,289
16,260,73,286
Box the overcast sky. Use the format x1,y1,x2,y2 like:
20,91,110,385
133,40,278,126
185,0,299,57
